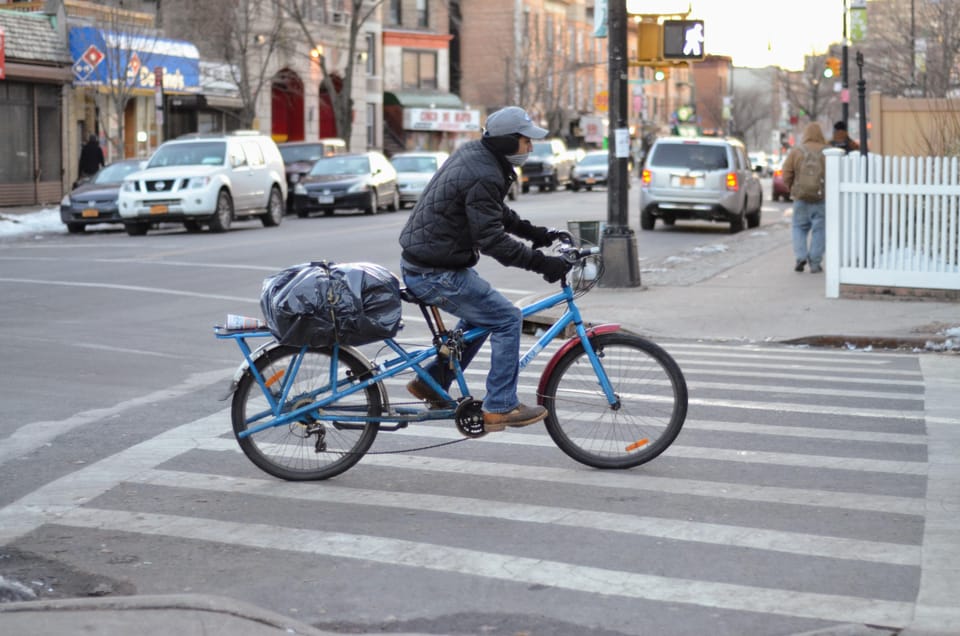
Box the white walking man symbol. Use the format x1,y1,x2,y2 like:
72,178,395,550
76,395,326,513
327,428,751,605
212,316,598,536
683,23,704,57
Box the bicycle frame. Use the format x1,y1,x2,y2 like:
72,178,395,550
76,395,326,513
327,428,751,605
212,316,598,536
216,281,620,440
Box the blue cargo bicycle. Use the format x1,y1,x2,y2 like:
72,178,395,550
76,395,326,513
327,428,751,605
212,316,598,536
215,233,688,480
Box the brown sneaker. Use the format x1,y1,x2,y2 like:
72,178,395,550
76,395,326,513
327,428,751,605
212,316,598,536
407,378,451,409
483,404,548,432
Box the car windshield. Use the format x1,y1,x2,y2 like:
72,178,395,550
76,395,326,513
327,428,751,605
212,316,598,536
531,142,554,157
579,154,607,166
391,156,438,172
93,162,141,184
148,142,226,168
280,144,324,163
310,156,370,176
650,143,729,170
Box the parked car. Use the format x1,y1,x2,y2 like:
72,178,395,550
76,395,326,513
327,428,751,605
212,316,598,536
522,138,575,193
292,151,399,217
390,151,449,208
570,150,610,191
771,160,792,202
118,131,287,235
278,139,346,212
60,159,145,233
639,136,764,233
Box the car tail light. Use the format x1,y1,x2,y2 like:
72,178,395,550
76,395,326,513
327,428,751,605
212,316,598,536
773,169,783,178
726,172,739,191
641,169,651,187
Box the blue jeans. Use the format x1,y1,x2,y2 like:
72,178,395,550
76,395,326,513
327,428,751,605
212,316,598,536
401,267,522,414
792,199,826,266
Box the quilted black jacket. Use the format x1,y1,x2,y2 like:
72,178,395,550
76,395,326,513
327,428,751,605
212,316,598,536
399,138,542,271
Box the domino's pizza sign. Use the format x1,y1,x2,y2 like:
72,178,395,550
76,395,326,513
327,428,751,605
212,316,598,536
69,26,199,92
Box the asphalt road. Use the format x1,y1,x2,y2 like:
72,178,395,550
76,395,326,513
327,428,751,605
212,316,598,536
5,185,930,636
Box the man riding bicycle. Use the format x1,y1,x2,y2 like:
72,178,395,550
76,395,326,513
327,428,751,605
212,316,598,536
399,106,571,432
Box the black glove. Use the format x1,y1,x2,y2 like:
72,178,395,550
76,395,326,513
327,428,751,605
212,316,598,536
530,226,558,249
530,250,572,283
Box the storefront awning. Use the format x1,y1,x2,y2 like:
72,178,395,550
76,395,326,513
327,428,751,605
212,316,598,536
385,91,464,110
69,26,200,92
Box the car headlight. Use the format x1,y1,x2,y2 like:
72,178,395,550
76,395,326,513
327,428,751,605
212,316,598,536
61,194,71,206
121,181,136,192
294,183,307,195
187,176,211,189
347,181,368,193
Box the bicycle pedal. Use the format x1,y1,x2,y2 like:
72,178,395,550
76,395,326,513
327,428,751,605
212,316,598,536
454,398,486,438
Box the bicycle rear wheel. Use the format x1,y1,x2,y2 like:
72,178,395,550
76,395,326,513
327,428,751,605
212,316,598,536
232,345,381,480
541,333,687,469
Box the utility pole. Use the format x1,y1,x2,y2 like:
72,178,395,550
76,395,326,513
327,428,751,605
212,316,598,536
599,0,641,288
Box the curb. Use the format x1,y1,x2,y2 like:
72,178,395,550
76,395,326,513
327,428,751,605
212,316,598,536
0,593,329,636
783,334,954,351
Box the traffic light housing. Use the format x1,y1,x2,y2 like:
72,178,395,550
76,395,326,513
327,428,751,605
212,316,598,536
823,56,841,79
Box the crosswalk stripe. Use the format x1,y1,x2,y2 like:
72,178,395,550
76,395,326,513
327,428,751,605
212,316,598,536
683,418,926,445
130,468,921,566
195,438,925,516
55,507,915,626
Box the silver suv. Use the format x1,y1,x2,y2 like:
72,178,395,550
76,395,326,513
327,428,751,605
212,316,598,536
639,136,763,233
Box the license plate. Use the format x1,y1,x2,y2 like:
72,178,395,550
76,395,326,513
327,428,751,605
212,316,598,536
585,178,596,184
81,208,99,218
317,195,334,204
149,204,168,215
679,176,697,187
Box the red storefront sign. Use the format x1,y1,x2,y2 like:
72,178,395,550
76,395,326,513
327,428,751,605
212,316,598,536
0,28,6,80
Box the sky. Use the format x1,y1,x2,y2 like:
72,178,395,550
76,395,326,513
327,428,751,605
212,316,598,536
637,0,846,70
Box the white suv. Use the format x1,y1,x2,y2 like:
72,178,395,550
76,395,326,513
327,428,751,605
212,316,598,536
118,132,287,235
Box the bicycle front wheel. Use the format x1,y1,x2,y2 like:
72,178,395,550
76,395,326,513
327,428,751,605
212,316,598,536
232,345,381,481
541,333,687,469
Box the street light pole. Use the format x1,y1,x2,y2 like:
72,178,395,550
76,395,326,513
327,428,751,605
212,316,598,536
599,0,641,288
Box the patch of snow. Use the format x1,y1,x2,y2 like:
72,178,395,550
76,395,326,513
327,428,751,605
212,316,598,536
0,207,65,238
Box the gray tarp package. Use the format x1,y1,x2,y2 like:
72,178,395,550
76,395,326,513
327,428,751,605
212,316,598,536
260,261,403,347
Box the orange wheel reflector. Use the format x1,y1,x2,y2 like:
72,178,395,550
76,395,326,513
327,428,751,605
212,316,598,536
625,438,650,452
265,369,285,388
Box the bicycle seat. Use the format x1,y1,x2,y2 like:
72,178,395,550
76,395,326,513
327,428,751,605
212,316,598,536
400,286,426,305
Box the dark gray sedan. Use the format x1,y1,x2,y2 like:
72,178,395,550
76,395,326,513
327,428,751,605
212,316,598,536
60,159,145,233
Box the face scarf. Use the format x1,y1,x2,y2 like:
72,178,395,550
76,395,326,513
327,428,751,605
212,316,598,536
506,152,529,166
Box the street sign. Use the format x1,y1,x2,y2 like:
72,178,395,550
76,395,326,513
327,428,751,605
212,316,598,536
662,20,705,60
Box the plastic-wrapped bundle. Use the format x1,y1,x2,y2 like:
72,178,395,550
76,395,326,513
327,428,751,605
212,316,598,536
260,261,402,347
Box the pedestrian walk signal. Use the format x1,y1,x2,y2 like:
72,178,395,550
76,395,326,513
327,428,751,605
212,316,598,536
663,20,705,60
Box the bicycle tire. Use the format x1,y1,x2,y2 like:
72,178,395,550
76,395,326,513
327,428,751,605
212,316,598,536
232,345,381,480
540,333,687,469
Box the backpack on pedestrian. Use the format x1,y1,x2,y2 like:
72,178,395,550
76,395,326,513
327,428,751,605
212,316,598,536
792,145,825,201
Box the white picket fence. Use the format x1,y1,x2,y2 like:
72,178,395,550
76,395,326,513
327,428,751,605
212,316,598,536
824,148,960,297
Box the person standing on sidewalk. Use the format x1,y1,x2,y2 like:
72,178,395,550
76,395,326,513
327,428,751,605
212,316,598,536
782,122,828,273
398,106,571,432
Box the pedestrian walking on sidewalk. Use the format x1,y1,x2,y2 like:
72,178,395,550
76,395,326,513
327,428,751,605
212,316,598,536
78,134,105,179
398,106,571,432
782,122,828,273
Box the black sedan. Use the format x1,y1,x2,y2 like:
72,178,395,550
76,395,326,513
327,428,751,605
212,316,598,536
292,152,399,217
60,159,145,233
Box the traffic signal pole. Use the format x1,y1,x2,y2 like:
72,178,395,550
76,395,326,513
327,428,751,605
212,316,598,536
599,0,642,288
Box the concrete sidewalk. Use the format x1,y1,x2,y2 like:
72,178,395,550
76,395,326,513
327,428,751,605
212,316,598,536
576,221,959,349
